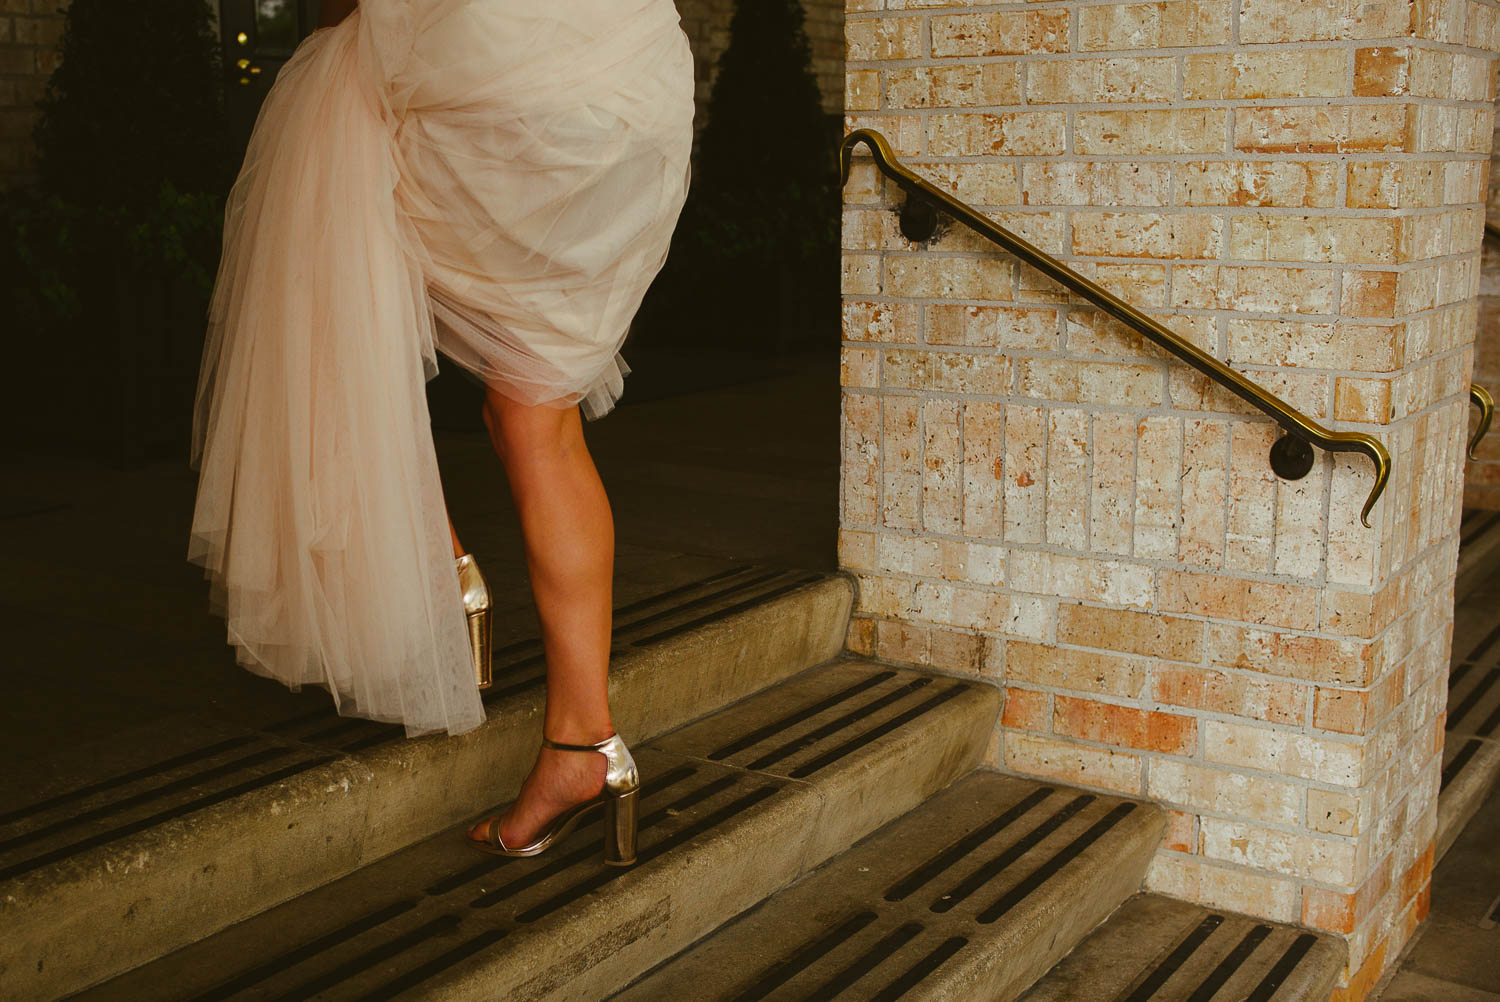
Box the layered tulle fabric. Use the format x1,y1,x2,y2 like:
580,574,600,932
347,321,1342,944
187,0,694,736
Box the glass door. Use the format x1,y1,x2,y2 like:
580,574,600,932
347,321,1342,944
219,0,324,157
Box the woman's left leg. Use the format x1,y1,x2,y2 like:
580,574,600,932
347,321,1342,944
464,386,615,847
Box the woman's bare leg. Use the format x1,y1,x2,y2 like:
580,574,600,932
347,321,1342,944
465,387,614,847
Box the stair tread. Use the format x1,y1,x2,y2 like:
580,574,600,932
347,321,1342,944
609,769,1167,1002
75,657,1000,1001
4,569,855,1000
1017,893,1345,1002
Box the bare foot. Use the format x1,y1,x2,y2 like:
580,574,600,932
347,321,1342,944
468,744,607,848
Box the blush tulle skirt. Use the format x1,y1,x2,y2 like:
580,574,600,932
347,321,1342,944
186,0,694,737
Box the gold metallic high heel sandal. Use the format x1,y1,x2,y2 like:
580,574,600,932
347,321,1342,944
455,553,493,689
466,732,640,866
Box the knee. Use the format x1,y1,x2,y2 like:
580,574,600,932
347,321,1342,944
481,387,580,465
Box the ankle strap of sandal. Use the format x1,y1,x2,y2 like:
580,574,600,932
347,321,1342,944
541,733,616,752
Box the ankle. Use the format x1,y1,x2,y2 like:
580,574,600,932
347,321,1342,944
543,717,615,746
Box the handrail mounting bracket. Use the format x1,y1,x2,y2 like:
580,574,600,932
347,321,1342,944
1270,435,1316,481
900,194,939,243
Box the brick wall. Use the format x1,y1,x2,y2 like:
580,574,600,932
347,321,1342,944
839,1,1498,998
1476,105,1500,507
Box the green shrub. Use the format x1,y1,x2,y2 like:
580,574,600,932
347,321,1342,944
34,0,234,214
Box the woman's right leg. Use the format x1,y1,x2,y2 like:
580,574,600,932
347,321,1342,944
465,385,617,847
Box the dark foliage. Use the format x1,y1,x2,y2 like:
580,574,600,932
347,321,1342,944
636,0,841,354
33,0,235,213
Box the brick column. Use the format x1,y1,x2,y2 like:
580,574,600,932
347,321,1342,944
838,1,1498,997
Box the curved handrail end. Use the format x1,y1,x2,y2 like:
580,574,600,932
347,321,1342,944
1354,436,1391,529
1471,384,1495,461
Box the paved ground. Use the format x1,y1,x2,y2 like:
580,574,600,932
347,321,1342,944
1372,774,1500,1001
1372,536,1500,1002
0,347,839,774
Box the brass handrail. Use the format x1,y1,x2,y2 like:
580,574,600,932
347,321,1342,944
838,128,1391,527
1474,384,1495,459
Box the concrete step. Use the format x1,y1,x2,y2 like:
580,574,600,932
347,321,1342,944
68,656,1001,1001
609,770,1167,1002
1016,894,1345,1002
1438,654,1500,862
1455,506,1500,602
1437,539,1500,863
0,566,854,1000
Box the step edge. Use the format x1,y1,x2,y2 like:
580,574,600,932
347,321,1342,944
2,571,856,1001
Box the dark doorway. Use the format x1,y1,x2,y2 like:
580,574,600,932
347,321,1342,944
219,0,323,155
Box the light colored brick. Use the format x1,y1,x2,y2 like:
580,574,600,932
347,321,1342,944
1058,603,1203,661
1003,404,1047,543
885,63,1022,109
1203,719,1366,786
1090,412,1137,556
1200,818,1360,884
1206,622,1378,685
1158,569,1319,630
1004,731,1142,794
1010,550,1155,608
847,16,923,61
1148,758,1302,826
1007,640,1150,698
1150,663,1306,725
1027,56,1174,104
1017,358,1163,406
1229,215,1400,264
1239,0,1414,43
1147,854,1300,924
1175,161,1338,208
1079,0,1231,51
1235,105,1411,155
961,401,1006,538
1172,265,1337,315
1135,416,1183,559
928,10,1069,58
885,256,1013,300
1184,49,1347,100
1022,163,1171,207
1309,787,1363,837
1075,110,1229,156
928,112,1068,157
1045,408,1090,550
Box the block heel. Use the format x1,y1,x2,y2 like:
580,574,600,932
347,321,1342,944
604,786,638,866
455,553,493,689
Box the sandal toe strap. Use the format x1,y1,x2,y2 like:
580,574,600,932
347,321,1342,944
472,816,508,851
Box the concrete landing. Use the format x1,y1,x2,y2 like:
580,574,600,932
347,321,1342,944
1017,894,1344,1002
68,657,1001,1001
610,770,1167,1002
